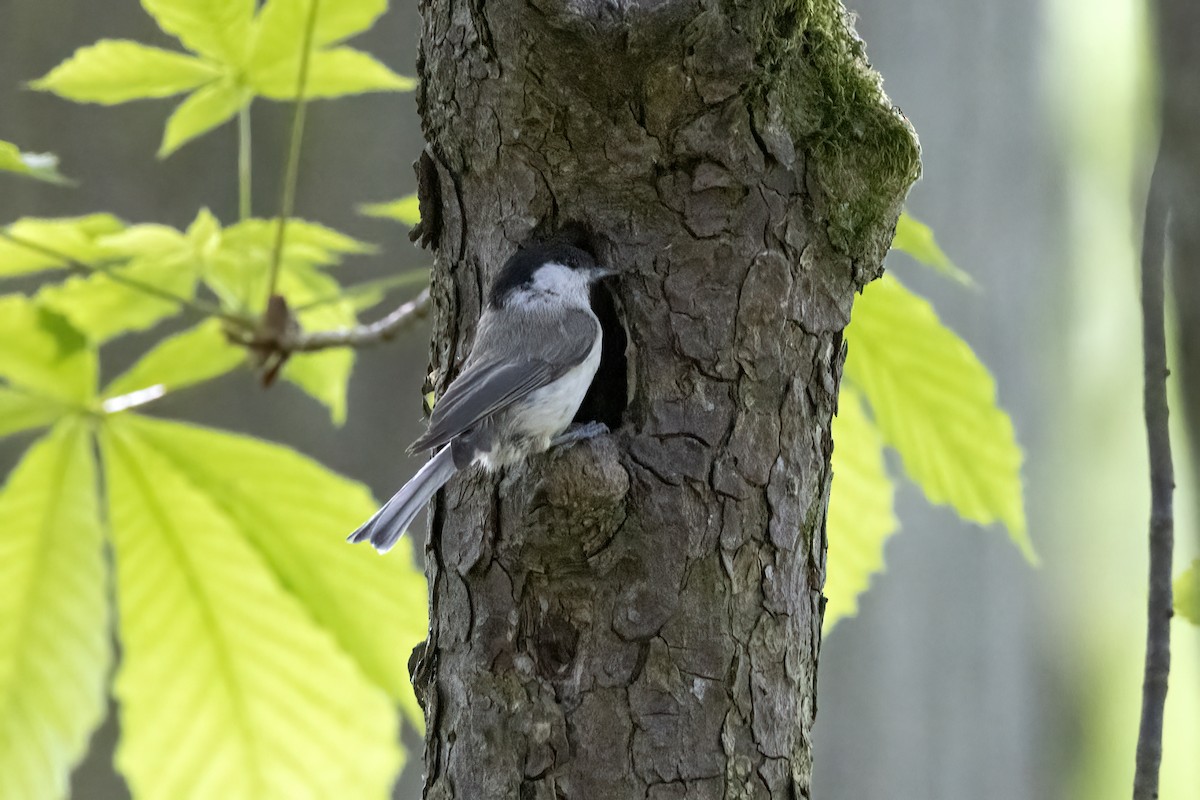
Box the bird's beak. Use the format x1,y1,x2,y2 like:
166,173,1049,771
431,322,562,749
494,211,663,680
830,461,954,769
591,266,618,280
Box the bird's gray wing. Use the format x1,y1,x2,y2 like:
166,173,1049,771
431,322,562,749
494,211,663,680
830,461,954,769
410,308,598,453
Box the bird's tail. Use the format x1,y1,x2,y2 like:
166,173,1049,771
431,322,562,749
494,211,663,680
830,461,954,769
347,445,457,553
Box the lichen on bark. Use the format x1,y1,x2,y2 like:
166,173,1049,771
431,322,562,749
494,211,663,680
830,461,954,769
409,1,919,798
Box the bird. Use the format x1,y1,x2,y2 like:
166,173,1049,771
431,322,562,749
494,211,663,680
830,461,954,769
348,242,615,553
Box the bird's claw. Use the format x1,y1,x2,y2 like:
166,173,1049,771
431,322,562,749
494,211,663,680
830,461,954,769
551,421,609,447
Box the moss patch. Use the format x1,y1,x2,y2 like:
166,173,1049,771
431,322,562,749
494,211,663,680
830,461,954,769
756,0,921,261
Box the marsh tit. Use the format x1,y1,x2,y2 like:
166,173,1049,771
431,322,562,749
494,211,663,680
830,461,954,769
348,242,615,553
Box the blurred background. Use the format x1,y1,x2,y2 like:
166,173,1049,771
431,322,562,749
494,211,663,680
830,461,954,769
1,0,1196,798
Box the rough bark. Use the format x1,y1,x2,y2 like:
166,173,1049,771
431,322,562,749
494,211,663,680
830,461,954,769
409,1,919,798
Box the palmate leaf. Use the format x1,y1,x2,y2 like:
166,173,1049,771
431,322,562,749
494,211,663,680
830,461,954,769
1177,559,1200,625
0,214,125,278
0,389,63,440
37,256,199,342
249,47,413,99
221,217,375,266
30,40,221,103
0,140,71,185
825,385,897,630
34,0,409,155
200,216,368,420
0,295,96,405
141,0,256,65
103,319,244,400
121,414,427,725
843,275,1033,560
0,421,110,800
101,416,402,800
248,0,389,72
160,79,250,157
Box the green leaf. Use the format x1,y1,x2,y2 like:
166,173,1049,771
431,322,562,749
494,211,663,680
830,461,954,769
249,47,414,99
824,385,898,631
0,422,111,800
0,141,71,185
31,40,221,104
141,0,256,64
119,414,427,724
103,319,244,400
0,214,125,278
222,217,374,266
844,275,1033,560
159,80,249,157
38,256,198,342
100,417,402,799
279,266,355,424
95,223,190,259
0,389,64,440
1177,559,1200,625
359,193,420,225
891,212,972,285
0,295,96,405
249,0,388,71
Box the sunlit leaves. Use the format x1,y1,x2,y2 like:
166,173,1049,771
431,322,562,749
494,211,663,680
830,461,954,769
1177,560,1200,625
101,417,402,799
140,0,256,65
843,275,1032,560
38,258,199,343
0,390,63,440
0,215,124,278
192,214,371,420
123,415,427,724
160,80,250,157
825,385,898,630
249,0,389,67
249,47,414,98
892,211,972,285
0,141,70,185
0,422,110,800
359,193,421,224
103,320,244,400
0,295,96,405
30,40,221,103
34,0,414,156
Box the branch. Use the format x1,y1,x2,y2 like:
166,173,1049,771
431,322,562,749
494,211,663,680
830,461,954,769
1132,140,1174,800
228,287,432,355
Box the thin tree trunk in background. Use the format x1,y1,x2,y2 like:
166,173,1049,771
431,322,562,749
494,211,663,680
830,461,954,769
411,1,918,796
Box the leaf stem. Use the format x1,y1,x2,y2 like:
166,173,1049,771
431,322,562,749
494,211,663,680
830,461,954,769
238,102,252,221
264,0,322,308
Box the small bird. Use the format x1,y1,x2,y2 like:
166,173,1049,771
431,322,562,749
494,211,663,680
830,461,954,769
348,242,615,553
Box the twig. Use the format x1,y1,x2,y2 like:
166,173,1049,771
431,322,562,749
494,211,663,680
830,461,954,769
0,228,253,329
264,0,321,305
229,287,432,354
238,102,253,221
1132,140,1174,800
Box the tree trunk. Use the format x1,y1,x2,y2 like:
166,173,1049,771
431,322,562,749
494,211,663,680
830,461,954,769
409,1,919,797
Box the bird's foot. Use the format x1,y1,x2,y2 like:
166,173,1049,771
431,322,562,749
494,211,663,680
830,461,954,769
551,421,609,448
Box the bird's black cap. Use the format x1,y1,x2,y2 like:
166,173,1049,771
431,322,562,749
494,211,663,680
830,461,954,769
487,243,600,308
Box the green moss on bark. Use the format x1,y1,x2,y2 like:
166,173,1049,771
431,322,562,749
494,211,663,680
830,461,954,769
756,0,921,262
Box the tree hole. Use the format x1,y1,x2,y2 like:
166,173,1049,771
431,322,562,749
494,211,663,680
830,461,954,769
575,279,628,431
